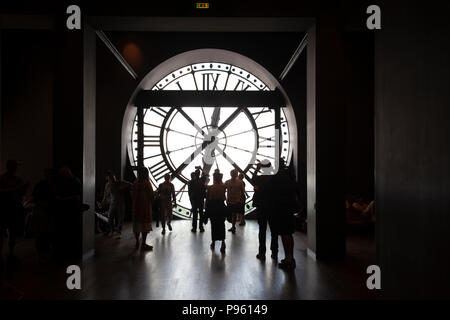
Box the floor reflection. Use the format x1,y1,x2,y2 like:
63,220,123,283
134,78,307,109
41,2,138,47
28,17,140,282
80,220,375,300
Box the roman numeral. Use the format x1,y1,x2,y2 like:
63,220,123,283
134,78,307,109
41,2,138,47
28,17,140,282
247,164,257,176
233,79,250,91
175,81,183,90
152,107,168,118
133,136,160,147
143,135,159,147
149,160,169,182
202,73,220,90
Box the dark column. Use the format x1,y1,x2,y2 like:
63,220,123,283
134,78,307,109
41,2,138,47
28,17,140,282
306,26,317,258
307,11,347,260
274,107,281,160
52,12,84,260
82,22,96,257
136,106,144,167
53,16,83,178
0,31,2,167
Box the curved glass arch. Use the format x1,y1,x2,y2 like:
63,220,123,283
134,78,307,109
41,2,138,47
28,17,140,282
123,50,296,218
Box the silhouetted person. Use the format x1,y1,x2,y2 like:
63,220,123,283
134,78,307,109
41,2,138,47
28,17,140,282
132,167,154,251
238,173,246,226
225,169,244,234
252,161,278,261
53,166,81,263
158,173,176,235
189,171,206,232
268,159,299,269
31,168,55,263
99,172,131,239
0,160,28,266
97,171,113,233
205,171,226,253
200,169,210,223
153,186,161,228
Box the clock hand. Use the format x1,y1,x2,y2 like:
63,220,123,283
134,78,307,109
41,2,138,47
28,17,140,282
217,107,244,132
203,107,246,175
201,107,209,129
215,145,254,185
210,107,221,128
202,106,221,175
171,135,216,179
176,107,206,136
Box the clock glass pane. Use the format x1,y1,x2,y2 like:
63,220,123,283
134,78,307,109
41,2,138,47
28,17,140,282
129,62,291,218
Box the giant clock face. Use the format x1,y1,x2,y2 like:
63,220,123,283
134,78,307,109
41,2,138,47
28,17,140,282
125,50,295,218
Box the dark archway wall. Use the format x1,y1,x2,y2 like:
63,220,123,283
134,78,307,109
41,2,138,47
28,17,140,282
0,26,83,189
1,1,376,261
1,30,55,191
52,15,84,180
96,29,374,217
375,1,450,298
344,32,374,200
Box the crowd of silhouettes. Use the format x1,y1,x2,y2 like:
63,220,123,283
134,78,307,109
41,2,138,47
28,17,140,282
0,157,300,272
96,158,299,270
0,160,88,272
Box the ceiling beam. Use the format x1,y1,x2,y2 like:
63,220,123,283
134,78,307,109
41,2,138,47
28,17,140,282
0,14,53,30
134,90,286,108
87,16,315,32
95,30,139,80
279,33,308,81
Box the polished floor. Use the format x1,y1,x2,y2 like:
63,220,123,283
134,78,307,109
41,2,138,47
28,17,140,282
80,220,375,300
0,237,78,300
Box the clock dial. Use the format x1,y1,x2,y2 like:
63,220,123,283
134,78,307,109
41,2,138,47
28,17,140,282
129,62,291,218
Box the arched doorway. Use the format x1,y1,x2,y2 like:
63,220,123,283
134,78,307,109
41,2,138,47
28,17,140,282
121,49,298,218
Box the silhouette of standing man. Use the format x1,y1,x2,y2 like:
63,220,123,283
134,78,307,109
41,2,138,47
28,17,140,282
252,161,278,261
189,170,206,232
268,159,299,269
225,169,244,234
158,173,176,235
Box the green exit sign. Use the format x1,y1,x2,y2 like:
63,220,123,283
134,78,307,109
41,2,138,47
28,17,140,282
196,3,209,9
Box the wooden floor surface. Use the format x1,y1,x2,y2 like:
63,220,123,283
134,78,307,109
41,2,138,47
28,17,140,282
79,220,375,300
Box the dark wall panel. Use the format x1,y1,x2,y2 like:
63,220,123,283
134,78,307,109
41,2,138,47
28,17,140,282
52,22,83,179
344,31,374,200
315,11,347,259
375,1,450,298
1,30,54,190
